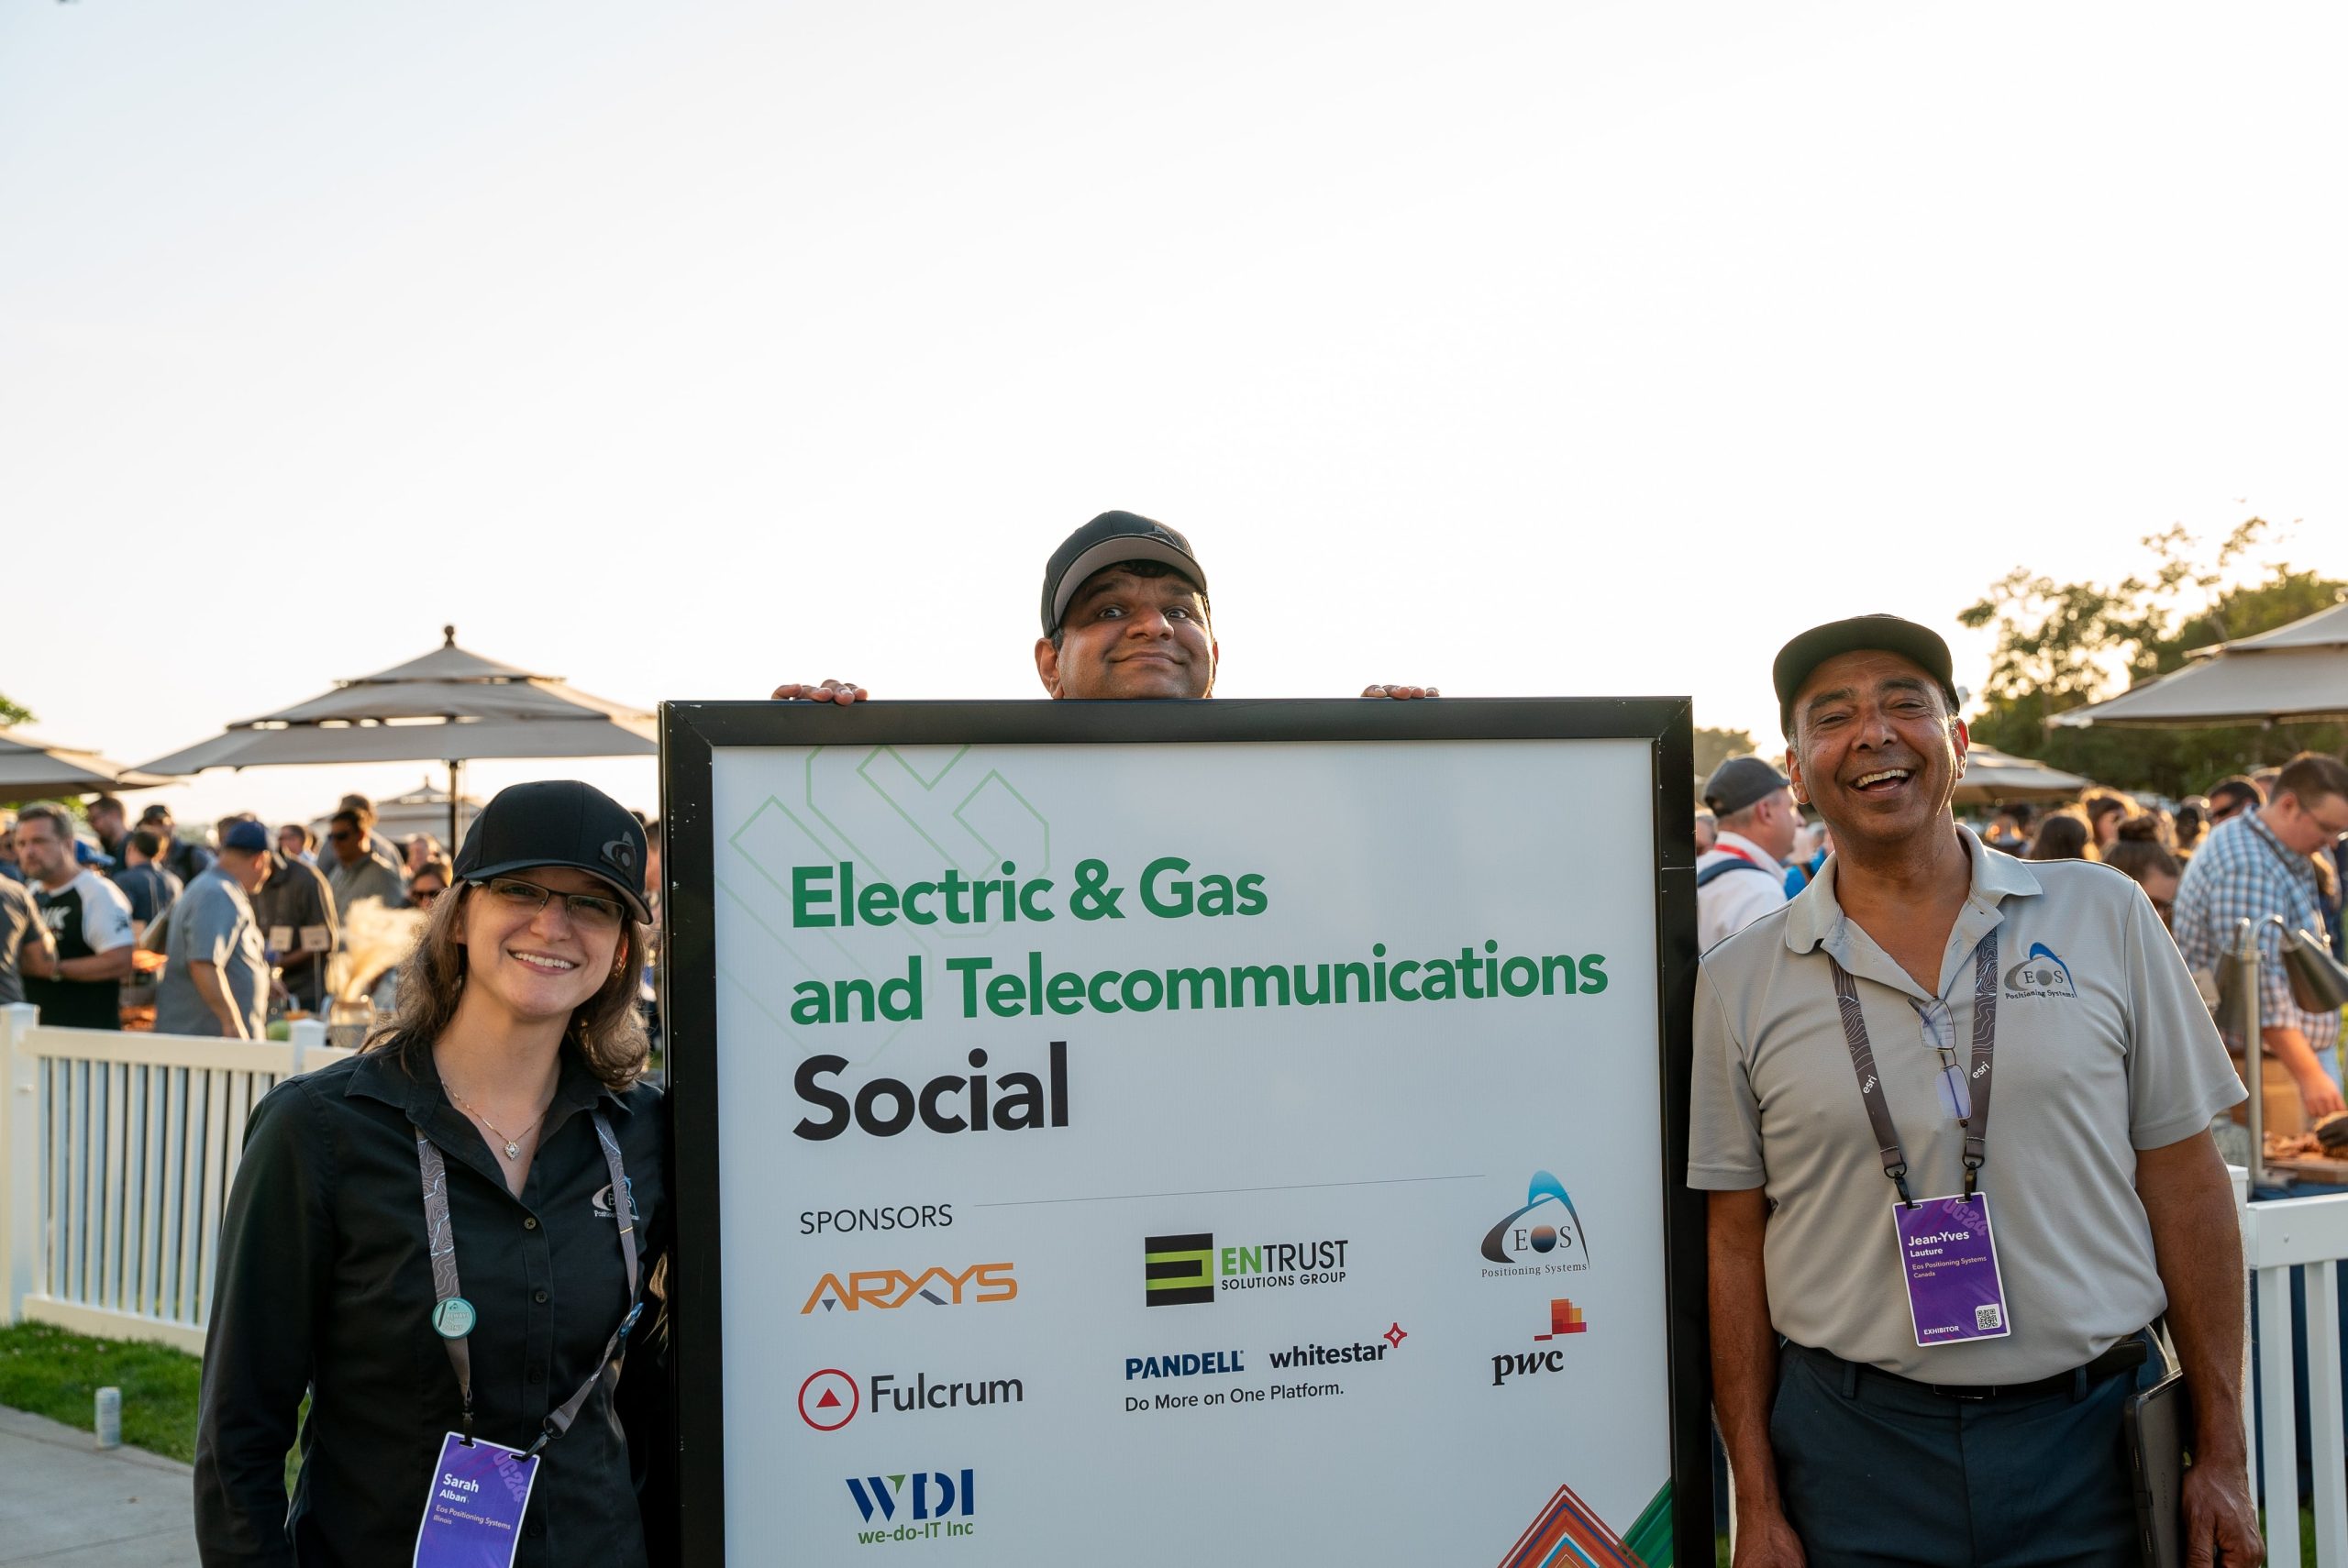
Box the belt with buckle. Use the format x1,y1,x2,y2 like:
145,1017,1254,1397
1889,1330,2153,1401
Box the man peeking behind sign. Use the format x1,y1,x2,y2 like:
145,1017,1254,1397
770,512,1438,703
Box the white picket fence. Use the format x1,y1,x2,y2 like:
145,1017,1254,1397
0,1002,351,1355
2244,1178,2348,1566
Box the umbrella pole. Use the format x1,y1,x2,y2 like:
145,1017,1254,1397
449,758,461,855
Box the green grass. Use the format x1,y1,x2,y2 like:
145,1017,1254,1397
0,1320,201,1463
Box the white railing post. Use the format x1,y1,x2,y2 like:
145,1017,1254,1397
289,1018,326,1076
2230,1164,2254,1471
0,1004,41,1325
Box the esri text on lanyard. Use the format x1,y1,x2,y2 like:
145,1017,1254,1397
1828,927,2012,1348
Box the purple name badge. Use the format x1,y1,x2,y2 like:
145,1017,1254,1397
1891,1193,2011,1348
413,1431,539,1568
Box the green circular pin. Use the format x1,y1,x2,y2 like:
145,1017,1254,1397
432,1297,477,1340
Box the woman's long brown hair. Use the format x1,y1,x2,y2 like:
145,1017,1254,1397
361,879,651,1090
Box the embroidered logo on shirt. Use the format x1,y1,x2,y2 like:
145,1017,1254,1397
2003,941,2077,999
592,1176,639,1221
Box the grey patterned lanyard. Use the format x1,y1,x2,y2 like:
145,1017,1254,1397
1827,927,2000,1208
414,1110,642,1451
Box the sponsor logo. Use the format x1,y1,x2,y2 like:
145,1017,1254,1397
1124,1350,1246,1380
1142,1232,1350,1307
801,1370,1026,1430
800,1368,860,1430
844,1469,977,1545
1493,1298,1589,1386
1479,1170,1589,1277
801,1264,1017,1315
590,1177,638,1221
801,1202,954,1235
1535,1298,1588,1340
2004,942,2077,999
794,1042,1069,1141
1266,1332,1399,1370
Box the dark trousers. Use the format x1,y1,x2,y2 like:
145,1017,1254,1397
1770,1338,2163,1568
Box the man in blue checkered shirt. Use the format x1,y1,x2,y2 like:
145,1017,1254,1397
2174,750,2348,1121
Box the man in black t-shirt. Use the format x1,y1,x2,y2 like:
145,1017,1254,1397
14,802,136,1030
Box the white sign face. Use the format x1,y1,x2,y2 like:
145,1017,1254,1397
704,734,1678,1566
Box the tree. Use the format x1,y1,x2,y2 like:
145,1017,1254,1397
1958,519,2347,798
1693,726,1760,782
0,691,28,728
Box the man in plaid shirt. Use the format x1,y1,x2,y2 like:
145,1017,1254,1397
2174,750,2348,1121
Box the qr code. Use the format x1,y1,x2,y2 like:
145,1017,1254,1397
1975,1305,2003,1331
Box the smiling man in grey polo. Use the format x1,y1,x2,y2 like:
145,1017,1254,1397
1690,614,2259,1568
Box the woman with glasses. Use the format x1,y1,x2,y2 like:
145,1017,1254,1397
196,780,670,1567
408,855,453,909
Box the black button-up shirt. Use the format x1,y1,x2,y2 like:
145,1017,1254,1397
194,1046,670,1567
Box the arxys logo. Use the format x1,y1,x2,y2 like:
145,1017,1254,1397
2004,942,2077,999
1480,1171,1589,1268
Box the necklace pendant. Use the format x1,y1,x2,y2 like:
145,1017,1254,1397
504,1141,522,1160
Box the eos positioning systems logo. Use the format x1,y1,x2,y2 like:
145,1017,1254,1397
844,1469,977,1546
2004,942,2077,999
801,1264,1017,1314
1142,1232,1349,1306
1480,1171,1589,1275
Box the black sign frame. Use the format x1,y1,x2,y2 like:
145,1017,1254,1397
659,696,1703,1565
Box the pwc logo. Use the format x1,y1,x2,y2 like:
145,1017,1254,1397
803,1264,1018,1315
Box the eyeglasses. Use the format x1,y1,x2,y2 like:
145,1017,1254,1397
327,829,355,843
411,885,442,906
472,876,627,932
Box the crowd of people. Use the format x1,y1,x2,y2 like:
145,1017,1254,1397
1698,748,2348,1134
0,790,660,1044
2,511,2327,1567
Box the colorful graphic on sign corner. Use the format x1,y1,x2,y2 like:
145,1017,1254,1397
1499,1479,1673,1568
1481,1170,1589,1274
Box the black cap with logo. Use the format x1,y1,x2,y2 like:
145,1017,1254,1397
453,780,651,924
1039,512,1210,636
1772,613,1959,739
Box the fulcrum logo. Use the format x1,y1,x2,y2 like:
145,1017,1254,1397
2003,942,2077,998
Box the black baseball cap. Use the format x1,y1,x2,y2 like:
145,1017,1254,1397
1773,613,1959,738
453,780,651,923
1703,756,1790,817
1039,512,1209,635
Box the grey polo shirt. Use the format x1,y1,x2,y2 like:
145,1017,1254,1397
1689,827,2245,1382
155,868,268,1038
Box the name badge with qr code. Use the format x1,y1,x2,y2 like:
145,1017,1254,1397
1891,1193,2011,1347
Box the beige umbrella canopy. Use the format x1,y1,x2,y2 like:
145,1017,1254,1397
137,627,656,845
2051,598,2348,729
0,729,171,801
1953,744,2095,805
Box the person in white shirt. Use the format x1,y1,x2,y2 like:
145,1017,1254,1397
1697,756,1802,951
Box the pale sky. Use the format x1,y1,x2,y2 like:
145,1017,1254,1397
5,3,2343,831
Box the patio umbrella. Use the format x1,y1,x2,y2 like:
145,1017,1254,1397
0,729,171,801
136,627,656,845
2050,598,2348,729
1952,744,2094,805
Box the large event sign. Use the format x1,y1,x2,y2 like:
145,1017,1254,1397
662,700,1704,1566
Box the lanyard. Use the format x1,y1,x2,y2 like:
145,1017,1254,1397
414,1110,642,1452
1828,927,1999,1208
